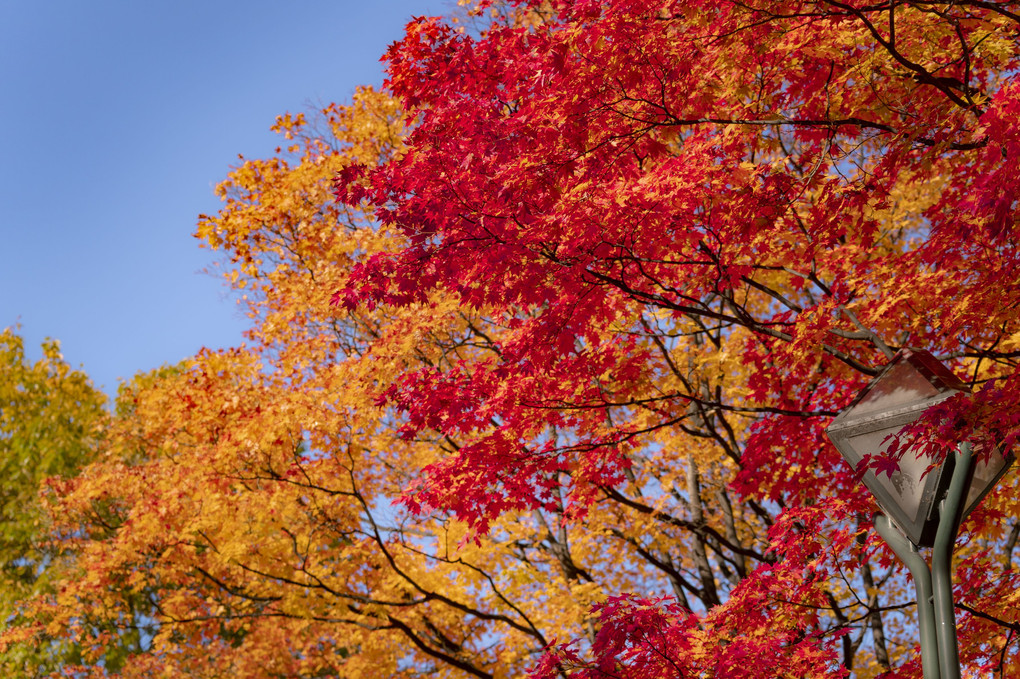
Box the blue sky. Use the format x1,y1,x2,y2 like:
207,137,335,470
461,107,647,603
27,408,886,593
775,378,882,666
0,0,443,397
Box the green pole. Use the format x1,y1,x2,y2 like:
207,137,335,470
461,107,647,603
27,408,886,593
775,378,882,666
874,513,940,679
931,442,973,679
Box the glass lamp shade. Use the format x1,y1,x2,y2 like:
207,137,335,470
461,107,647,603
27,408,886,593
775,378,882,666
826,349,1013,547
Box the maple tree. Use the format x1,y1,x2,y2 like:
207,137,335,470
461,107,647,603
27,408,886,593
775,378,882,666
335,0,1020,675
5,1,1020,677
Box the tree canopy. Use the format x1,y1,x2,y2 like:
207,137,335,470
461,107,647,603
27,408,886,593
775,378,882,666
4,1,1020,677
0,328,108,673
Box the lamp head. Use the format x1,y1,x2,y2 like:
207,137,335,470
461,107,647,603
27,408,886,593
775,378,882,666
827,350,1012,546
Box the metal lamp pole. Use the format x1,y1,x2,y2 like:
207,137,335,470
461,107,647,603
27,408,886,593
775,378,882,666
872,442,974,679
826,350,1013,678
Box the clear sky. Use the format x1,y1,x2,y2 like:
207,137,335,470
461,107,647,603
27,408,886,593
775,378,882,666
0,0,443,397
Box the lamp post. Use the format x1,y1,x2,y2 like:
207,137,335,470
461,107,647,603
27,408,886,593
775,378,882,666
826,349,1013,679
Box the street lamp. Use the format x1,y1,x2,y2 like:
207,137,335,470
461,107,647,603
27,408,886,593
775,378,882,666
826,349,1013,679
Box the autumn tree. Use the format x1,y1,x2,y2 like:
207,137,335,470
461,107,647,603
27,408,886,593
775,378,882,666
4,88,593,678
334,0,1020,675
0,328,108,674
6,1,1020,677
